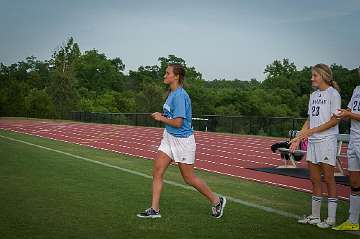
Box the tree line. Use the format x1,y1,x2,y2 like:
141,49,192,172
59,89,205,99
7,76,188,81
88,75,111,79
0,37,359,119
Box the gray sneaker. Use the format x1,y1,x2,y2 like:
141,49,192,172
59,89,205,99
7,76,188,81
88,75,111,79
211,196,227,218
137,208,161,218
298,215,321,225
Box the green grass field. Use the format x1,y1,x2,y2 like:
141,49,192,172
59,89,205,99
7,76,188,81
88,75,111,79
0,129,357,239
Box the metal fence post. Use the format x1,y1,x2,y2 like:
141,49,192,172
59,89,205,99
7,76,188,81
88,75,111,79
269,118,272,136
249,117,252,134
292,118,295,130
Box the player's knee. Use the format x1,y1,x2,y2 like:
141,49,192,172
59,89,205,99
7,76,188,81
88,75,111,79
351,186,360,195
310,177,321,187
183,175,195,185
323,174,335,185
152,167,164,179
350,178,360,188
351,179,360,194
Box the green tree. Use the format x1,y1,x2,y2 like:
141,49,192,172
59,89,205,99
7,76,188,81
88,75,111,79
75,50,125,93
50,37,81,73
48,70,79,118
25,89,55,118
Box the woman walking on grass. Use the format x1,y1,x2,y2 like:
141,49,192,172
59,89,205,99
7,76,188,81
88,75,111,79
137,64,226,219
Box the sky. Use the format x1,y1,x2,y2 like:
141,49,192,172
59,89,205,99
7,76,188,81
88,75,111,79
0,0,359,81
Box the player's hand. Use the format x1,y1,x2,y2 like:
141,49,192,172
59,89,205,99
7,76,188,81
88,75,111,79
293,129,313,142
151,112,164,122
335,109,351,119
289,139,300,153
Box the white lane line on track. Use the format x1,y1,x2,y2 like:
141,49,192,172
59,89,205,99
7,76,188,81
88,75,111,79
13,128,281,167
1,133,359,237
41,128,285,162
13,123,280,154
0,133,300,219
19,127,285,165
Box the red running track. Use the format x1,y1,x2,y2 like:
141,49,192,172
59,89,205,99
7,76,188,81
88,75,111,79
0,118,350,200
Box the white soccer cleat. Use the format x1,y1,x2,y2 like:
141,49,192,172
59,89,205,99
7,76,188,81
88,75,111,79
317,218,336,229
298,215,321,225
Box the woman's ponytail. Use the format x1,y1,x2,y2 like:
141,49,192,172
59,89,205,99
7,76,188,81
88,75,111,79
329,80,340,92
166,64,186,97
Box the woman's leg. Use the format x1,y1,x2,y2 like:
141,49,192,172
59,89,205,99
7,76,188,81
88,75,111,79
349,171,360,224
308,162,323,219
151,151,172,211
320,163,336,197
320,162,337,223
308,162,322,196
178,163,219,205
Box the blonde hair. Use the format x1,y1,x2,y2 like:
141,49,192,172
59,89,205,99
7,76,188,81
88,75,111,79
312,63,340,92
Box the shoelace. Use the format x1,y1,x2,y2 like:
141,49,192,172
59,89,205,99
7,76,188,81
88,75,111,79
212,202,221,215
211,206,217,215
302,215,317,221
145,208,154,215
324,218,334,225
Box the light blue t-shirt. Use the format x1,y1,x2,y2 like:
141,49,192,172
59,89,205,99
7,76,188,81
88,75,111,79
163,87,193,137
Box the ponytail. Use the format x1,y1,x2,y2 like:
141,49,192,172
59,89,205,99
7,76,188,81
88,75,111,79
168,63,185,86
329,80,340,92
166,64,186,97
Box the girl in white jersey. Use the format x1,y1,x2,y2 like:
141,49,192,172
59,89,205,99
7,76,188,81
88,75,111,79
290,64,341,229
333,66,360,231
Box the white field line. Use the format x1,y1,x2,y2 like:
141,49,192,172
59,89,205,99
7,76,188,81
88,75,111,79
3,132,359,237
0,127,349,200
0,133,300,219
8,123,282,159
4,127,281,167
11,125,285,164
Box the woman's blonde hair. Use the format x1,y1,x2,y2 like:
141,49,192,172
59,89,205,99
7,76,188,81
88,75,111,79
312,63,340,92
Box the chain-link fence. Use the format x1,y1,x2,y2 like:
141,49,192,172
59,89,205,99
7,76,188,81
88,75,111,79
70,111,350,137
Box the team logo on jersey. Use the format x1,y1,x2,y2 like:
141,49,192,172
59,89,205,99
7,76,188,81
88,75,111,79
354,93,360,99
318,93,321,97
312,98,327,105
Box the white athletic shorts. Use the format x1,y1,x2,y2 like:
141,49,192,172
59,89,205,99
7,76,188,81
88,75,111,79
306,137,337,166
158,130,196,165
348,141,360,171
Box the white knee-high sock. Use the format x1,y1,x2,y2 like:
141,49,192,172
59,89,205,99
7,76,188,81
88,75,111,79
328,197,338,222
349,194,360,224
312,196,322,218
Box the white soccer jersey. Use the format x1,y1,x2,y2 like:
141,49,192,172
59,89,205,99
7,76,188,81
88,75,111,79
308,86,341,141
348,85,360,142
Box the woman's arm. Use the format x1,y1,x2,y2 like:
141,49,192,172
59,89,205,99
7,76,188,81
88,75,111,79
309,116,339,134
151,112,183,128
160,117,183,128
349,112,360,122
300,119,310,132
289,119,309,151
337,108,360,122
292,116,339,142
